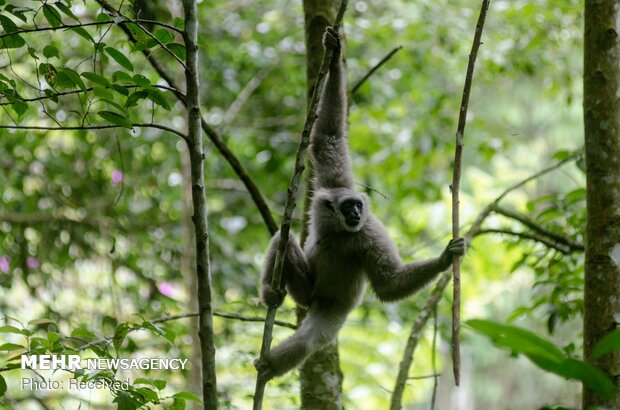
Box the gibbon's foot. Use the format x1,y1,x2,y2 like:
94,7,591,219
322,26,341,51
261,283,287,308
254,357,275,382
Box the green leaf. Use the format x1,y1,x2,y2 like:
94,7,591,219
105,47,134,71
0,33,25,49
113,391,142,410
5,5,29,23
125,90,148,108
70,26,94,43
131,74,150,86
71,327,95,340
154,29,174,43
96,13,111,22
61,67,86,91
0,15,18,33
11,101,28,117
592,328,620,359
81,72,110,87
466,319,565,362
43,45,59,59
144,87,171,110
112,71,133,83
153,379,166,390
43,4,62,28
166,43,186,61
55,2,80,23
98,111,132,129
28,318,56,326
467,319,614,400
0,343,26,351
0,325,25,335
172,391,202,403
0,375,6,397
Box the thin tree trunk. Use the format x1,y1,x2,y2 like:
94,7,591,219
582,0,620,408
182,1,218,408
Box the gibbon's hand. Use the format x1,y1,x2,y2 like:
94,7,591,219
261,283,287,308
254,357,275,382
322,26,341,52
441,237,467,264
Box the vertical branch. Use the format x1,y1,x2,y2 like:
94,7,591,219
181,1,217,409
252,1,349,409
450,0,489,386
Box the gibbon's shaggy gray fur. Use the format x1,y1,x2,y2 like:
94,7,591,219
257,27,465,380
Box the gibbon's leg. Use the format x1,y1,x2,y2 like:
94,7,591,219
258,302,349,380
310,26,355,190
367,238,466,302
260,230,312,307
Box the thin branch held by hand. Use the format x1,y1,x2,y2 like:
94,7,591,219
252,2,349,409
389,154,579,409
450,0,490,387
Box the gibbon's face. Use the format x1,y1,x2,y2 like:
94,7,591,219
340,198,364,228
314,189,369,233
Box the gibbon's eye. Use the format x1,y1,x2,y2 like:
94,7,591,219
324,201,335,212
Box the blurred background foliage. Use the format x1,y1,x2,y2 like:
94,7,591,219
0,0,586,408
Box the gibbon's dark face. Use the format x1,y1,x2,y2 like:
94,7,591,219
340,198,363,228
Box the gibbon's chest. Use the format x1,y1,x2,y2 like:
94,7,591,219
305,233,367,297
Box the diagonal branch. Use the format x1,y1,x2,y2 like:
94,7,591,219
351,46,403,95
491,205,584,252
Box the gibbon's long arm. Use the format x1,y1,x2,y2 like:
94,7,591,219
365,236,466,302
310,27,355,190
260,231,314,307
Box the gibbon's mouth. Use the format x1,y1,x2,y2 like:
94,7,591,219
345,217,360,227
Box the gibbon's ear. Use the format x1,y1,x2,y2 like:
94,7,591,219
324,200,335,212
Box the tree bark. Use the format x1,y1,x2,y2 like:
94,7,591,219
298,1,344,409
182,1,218,408
583,1,620,408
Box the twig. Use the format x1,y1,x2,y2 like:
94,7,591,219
222,68,271,127
450,0,489,386
252,2,349,409
351,46,403,95
388,154,579,409
0,123,188,141
491,205,584,252
474,228,575,254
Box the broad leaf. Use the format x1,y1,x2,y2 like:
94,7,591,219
98,111,132,129
105,47,134,71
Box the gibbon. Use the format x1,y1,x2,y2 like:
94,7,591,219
257,26,465,380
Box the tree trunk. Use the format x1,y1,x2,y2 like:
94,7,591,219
298,1,344,408
582,1,620,408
